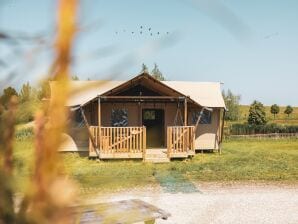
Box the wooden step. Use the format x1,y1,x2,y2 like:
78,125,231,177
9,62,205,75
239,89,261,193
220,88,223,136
144,157,170,163
144,148,169,163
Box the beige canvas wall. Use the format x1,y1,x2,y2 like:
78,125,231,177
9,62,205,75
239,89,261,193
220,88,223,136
189,108,221,150
83,101,222,150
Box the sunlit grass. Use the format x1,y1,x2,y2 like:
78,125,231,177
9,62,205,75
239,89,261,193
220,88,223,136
14,138,298,194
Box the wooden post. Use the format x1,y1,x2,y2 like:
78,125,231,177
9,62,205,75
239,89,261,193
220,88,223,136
80,107,100,158
219,109,226,155
184,97,187,126
143,126,146,161
98,96,102,155
98,96,101,127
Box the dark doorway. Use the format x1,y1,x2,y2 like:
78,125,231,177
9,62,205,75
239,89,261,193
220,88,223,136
142,109,165,148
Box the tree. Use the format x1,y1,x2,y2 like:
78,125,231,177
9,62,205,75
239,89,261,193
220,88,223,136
222,89,241,121
248,100,267,125
140,63,148,73
270,104,280,119
0,87,18,108
19,82,32,103
37,79,51,100
71,75,79,80
284,105,293,117
151,63,165,81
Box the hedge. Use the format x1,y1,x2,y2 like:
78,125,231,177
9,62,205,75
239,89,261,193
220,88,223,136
230,123,298,135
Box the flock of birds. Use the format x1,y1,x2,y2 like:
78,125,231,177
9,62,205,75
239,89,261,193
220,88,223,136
115,26,170,36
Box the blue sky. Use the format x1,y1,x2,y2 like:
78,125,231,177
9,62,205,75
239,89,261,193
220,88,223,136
0,0,298,105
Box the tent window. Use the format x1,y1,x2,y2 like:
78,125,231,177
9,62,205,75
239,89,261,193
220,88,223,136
143,110,156,120
111,109,128,127
192,110,212,124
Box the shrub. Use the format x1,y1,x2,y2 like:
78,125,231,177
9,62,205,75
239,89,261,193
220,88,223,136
248,100,267,125
16,101,40,124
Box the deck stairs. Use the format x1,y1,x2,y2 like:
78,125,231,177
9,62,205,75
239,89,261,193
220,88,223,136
144,149,170,163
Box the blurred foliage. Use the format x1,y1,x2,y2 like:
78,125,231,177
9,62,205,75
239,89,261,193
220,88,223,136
222,89,241,121
0,96,18,223
0,0,79,223
16,100,40,124
71,75,80,80
0,87,18,109
15,127,34,140
248,100,267,125
36,79,51,100
19,82,33,103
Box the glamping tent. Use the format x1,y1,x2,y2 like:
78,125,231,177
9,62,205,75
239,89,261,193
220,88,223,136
51,72,226,160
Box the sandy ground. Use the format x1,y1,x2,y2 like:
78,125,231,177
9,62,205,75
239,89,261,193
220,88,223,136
84,183,298,224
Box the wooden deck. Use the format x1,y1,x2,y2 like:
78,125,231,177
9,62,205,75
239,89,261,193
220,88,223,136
89,126,195,160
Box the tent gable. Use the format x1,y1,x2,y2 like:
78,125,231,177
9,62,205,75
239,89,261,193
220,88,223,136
102,73,183,97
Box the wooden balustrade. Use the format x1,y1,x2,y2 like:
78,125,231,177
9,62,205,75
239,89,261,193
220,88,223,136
89,126,146,158
167,126,195,158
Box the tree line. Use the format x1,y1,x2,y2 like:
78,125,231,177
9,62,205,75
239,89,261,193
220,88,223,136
0,63,165,124
222,90,295,125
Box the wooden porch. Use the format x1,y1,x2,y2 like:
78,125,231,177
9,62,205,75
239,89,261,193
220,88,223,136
89,126,195,161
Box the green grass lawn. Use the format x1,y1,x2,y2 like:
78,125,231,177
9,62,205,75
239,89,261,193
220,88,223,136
13,138,298,193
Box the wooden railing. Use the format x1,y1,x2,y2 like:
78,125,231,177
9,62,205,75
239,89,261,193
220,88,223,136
89,126,146,157
167,126,195,157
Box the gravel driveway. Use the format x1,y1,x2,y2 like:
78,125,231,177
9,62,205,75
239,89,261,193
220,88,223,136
86,183,298,224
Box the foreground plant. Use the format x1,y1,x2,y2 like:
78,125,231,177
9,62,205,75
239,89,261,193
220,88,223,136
0,0,78,223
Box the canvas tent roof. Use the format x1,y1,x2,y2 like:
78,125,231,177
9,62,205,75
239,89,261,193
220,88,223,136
164,81,225,108
50,75,226,108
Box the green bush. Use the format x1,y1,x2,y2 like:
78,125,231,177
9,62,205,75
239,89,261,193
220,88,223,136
230,123,298,135
16,101,39,124
248,100,267,125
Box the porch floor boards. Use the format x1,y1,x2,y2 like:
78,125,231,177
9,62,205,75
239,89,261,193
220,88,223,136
89,148,194,161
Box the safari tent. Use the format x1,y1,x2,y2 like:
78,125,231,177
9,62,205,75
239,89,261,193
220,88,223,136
51,72,226,161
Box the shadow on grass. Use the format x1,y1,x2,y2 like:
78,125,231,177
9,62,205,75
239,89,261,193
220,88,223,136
154,169,201,194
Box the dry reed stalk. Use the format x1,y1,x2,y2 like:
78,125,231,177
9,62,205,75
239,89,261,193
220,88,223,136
17,0,79,223
0,96,18,224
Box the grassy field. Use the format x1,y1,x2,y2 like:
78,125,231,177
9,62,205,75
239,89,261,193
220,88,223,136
238,105,298,125
13,138,298,193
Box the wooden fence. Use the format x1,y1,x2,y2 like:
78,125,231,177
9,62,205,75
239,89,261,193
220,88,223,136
167,126,195,158
89,126,146,158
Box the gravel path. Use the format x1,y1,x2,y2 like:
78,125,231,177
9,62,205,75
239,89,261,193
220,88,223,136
85,183,298,224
